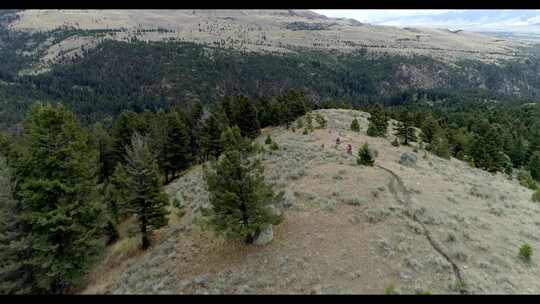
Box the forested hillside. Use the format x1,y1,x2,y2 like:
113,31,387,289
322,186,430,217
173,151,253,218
2,10,540,294
1,9,540,132
1,35,540,131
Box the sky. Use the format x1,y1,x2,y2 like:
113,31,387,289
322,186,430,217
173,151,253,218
309,9,540,32
310,10,458,23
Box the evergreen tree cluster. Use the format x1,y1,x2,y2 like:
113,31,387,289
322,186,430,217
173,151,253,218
381,95,540,178
0,107,162,293
1,77,540,294
0,89,315,294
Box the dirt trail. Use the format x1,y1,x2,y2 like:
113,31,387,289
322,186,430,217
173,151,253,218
377,164,467,294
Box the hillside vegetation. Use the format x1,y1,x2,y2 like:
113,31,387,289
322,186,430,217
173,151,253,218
1,10,540,132
83,109,540,294
2,10,540,295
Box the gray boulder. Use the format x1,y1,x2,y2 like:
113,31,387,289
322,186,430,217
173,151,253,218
399,152,417,167
281,190,296,208
253,225,274,245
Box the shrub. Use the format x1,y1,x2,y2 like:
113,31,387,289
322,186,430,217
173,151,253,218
528,151,540,182
451,281,467,293
350,117,360,132
533,188,540,203
172,197,186,218
346,198,363,206
305,113,314,132
270,142,279,151
519,243,532,262
357,143,375,166
518,170,538,190
254,142,265,154
265,135,272,145
296,118,304,129
384,284,396,295
315,114,327,129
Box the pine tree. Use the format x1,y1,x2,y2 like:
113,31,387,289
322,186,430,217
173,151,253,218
219,96,234,127
350,117,360,132
12,103,106,293
233,96,261,139
0,132,10,156
508,136,529,168
265,135,272,145
0,156,32,294
220,126,250,156
186,100,205,164
189,97,204,124
146,110,169,178
255,97,273,128
199,110,225,161
204,149,283,244
268,98,284,127
280,90,307,125
0,132,19,164
124,133,170,250
528,151,540,182
104,164,131,224
357,143,375,166
163,111,192,182
111,111,147,168
471,125,507,173
395,117,417,146
367,105,388,137
90,123,115,183
429,130,451,160
448,127,473,160
420,115,440,144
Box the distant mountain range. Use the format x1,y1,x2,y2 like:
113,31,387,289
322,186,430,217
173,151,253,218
363,10,540,33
